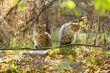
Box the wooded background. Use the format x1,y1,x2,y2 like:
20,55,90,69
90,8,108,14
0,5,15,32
0,0,110,48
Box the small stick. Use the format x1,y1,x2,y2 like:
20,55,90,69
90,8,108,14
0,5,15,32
0,43,107,50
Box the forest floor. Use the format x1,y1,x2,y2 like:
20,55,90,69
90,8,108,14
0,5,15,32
0,47,110,73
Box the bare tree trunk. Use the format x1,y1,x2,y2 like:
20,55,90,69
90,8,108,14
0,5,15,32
37,0,51,34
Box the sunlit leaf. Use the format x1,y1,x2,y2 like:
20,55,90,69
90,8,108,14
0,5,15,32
79,21,84,26
74,8,81,16
66,0,75,9
10,0,18,7
92,23,97,28
59,1,65,8
56,62,63,70
60,0,75,9
68,55,73,61
105,51,110,55
94,0,110,15
18,0,27,11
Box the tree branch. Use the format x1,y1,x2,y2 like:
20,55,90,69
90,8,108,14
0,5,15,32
23,0,57,33
0,43,107,50
3,0,22,19
26,0,57,25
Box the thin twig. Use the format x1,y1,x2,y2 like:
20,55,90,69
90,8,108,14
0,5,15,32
0,43,107,50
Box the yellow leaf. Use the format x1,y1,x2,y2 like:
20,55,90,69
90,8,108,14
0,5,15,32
93,23,97,28
18,0,27,11
67,0,75,9
68,55,73,61
10,0,18,7
79,21,84,26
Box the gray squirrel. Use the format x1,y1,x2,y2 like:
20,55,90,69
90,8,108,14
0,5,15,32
59,17,87,46
32,24,52,49
58,22,80,46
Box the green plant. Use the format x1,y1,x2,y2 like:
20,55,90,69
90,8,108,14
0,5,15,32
51,30,59,45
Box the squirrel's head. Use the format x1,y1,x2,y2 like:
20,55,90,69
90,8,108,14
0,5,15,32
36,24,46,33
70,23,80,32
